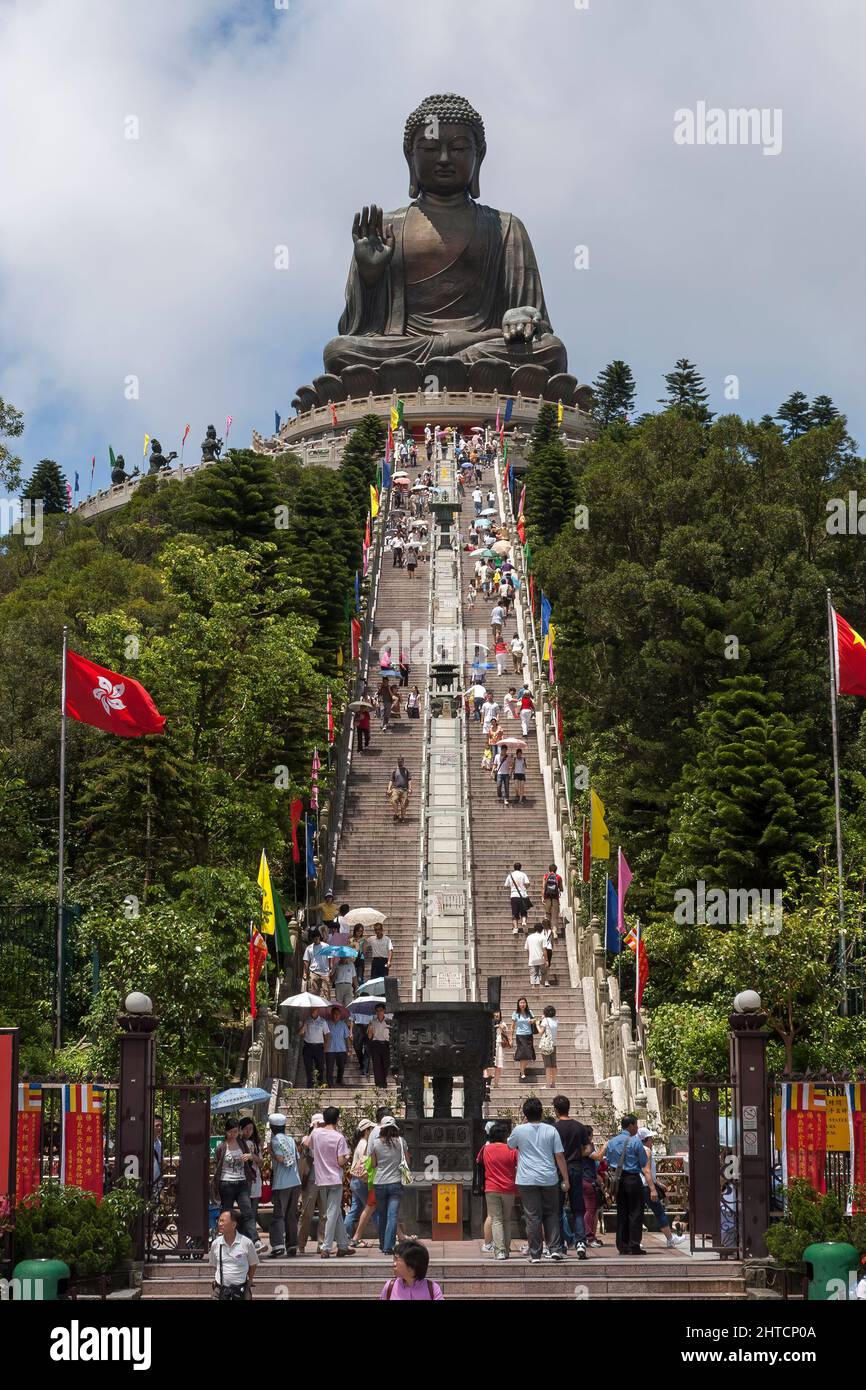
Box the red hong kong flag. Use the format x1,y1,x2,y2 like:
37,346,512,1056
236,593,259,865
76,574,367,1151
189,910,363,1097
65,650,166,737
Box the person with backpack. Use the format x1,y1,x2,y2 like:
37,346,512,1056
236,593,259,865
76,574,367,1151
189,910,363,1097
552,1095,589,1259
267,1113,300,1257
541,864,564,937
537,1005,558,1088
380,1240,444,1299
368,1116,410,1255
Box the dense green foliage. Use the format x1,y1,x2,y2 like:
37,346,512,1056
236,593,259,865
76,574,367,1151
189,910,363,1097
764,1179,866,1267
525,365,866,1078
592,360,636,426
1,443,368,1079
0,396,24,491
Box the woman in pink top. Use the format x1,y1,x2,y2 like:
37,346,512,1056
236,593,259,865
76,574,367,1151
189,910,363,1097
380,1241,444,1300
476,1121,519,1259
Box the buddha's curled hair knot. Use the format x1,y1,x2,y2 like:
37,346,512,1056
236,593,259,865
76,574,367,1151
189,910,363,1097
403,93,487,161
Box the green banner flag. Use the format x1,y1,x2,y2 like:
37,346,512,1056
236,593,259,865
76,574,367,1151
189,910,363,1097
274,884,291,954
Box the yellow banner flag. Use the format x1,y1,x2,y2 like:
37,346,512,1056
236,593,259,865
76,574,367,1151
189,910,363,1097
590,788,610,859
370,484,379,519
336,646,343,669
143,433,150,457
257,849,275,935
390,406,399,432
557,402,563,425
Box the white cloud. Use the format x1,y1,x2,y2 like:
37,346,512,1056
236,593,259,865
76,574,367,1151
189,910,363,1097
0,0,864,489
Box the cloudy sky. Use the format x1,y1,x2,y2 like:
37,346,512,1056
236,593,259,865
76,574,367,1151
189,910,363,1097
1,0,864,494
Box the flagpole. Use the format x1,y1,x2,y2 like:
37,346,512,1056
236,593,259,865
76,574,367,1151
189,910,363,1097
56,625,68,1049
827,588,848,1014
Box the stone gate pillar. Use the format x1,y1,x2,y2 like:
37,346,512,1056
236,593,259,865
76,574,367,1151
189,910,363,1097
729,990,771,1258
116,992,158,1260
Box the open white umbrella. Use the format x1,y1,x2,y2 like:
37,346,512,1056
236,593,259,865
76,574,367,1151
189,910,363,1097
342,907,387,928
279,991,332,1009
356,976,387,996
348,699,375,712
499,737,526,748
492,540,510,556
480,507,497,516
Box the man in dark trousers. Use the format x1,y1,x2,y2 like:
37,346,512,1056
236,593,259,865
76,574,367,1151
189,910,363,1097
602,1115,656,1255
552,1094,589,1259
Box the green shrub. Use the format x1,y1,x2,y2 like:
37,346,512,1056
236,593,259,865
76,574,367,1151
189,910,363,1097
13,1179,146,1279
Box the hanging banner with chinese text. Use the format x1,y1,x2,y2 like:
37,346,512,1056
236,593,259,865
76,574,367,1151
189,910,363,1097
16,1083,42,1201
61,1084,105,1198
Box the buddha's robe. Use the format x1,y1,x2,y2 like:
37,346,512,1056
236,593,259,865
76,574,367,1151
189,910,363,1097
323,201,567,375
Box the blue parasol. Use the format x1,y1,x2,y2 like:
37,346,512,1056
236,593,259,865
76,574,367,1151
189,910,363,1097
211,1086,271,1114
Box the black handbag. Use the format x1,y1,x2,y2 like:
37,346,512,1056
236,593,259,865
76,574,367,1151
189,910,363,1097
217,1244,249,1301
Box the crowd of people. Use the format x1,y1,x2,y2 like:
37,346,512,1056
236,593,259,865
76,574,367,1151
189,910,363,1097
207,1097,684,1298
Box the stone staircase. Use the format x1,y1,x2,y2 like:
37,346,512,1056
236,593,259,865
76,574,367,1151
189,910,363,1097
462,484,600,1123
290,531,431,1092
141,1237,746,1300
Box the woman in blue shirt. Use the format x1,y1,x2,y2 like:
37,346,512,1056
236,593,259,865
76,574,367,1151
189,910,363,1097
509,997,535,1083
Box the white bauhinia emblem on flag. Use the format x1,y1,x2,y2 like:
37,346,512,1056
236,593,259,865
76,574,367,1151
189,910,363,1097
92,675,127,716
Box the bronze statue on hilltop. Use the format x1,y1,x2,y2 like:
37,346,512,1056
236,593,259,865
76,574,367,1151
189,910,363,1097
201,425,223,463
287,94,588,415
147,440,177,474
323,94,567,383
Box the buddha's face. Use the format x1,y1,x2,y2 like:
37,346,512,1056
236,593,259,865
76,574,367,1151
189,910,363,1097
411,122,478,195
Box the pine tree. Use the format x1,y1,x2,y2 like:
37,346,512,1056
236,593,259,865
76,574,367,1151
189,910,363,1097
776,391,812,438
810,395,840,428
657,674,827,898
181,449,285,547
592,360,636,426
525,404,577,545
22,458,68,513
287,467,359,658
340,414,385,526
659,359,713,422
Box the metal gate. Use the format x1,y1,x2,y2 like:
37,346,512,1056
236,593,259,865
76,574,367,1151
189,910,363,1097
687,1080,741,1257
146,1083,211,1261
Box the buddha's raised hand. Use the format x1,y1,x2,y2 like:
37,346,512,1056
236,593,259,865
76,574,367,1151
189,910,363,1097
502,306,542,342
352,205,395,286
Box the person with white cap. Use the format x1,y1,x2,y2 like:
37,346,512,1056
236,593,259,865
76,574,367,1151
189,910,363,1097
297,1112,325,1254
638,1126,686,1247
267,1113,300,1258
367,1115,411,1255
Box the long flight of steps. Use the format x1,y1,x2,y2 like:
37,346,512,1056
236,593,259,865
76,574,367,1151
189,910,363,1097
141,1237,747,1300
464,472,600,1123
291,528,431,1100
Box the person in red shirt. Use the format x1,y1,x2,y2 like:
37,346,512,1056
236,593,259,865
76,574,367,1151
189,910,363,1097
476,1121,519,1259
355,707,371,753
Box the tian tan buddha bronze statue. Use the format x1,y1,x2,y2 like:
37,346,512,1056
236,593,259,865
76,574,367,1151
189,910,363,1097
293,94,579,412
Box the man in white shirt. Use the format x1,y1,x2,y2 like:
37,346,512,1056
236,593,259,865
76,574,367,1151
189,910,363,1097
511,635,524,673
505,862,531,936
490,604,505,640
210,1210,258,1299
472,487,483,515
525,924,548,986
481,694,500,734
299,1008,330,1087
331,953,357,1007
303,931,332,1001
470,681,487,721
366,923,393,979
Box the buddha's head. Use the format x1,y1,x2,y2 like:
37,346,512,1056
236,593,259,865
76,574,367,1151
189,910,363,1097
403,93,486,200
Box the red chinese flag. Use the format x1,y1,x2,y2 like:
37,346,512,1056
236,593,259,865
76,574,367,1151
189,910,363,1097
289,798,303,864
65,650,165,737
330,402,338,427
582,815,591,883
350,617,362,661
833,609,866,697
